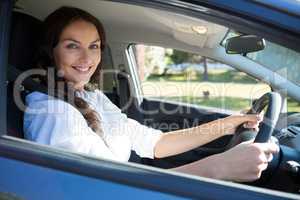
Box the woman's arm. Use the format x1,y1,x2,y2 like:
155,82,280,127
154,114,261,158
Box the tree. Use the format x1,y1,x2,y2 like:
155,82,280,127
167,50,209,80
203,57,208,81
169,50,190,64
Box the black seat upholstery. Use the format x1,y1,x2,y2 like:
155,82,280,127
9,12,42,69
7,12,42,138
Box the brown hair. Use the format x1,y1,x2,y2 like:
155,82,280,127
37,6,105,138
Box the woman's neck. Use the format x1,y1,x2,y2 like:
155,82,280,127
72,82,85,92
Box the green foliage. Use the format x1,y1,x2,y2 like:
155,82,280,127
166,49,204,64
287,97,300,112
168,50,190,64
153,96,251,111
206,70,258,83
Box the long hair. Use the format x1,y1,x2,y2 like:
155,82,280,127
37,6,106,138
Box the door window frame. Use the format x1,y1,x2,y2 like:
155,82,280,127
0,0,12,136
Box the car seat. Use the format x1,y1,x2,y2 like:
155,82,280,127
7,11,42,138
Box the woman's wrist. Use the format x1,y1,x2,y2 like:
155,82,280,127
222,115,249,135
173,153,225,180
206,153,229,180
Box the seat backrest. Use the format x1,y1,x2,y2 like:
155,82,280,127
7,12,42,138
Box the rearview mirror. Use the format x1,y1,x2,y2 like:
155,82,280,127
225,35,265,54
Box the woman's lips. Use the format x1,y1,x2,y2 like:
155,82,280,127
72,65,92,73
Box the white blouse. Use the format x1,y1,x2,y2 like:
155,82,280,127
23,90,163,162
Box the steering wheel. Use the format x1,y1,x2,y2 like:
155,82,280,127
224,92,282,185
226,92,282,149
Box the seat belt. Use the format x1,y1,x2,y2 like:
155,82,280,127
117,70,130,112
7,65,48,94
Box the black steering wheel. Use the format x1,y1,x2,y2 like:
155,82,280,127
224,92,282,186
226,92,282,149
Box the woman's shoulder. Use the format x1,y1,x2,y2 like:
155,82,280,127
25,91,81,115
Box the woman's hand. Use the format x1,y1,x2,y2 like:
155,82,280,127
222,114,263,135
211,141,279,182
172,140,279,182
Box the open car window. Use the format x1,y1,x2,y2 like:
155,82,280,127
130,44,271,112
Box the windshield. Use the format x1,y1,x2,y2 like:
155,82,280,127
247,41,300,86
222,30,300,86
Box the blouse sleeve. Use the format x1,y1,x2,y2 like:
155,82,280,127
126,118,163,159
97,90,163,159
23,98,119,161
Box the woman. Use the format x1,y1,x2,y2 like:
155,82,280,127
24,6,278,182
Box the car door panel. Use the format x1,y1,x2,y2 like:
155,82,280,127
0,136,294,200
0,157,184,200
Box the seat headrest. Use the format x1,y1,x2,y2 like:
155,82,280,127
9,12,42,71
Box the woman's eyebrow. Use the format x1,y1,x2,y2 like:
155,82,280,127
91,39,101,43
62,38,100,44
63,38,81,43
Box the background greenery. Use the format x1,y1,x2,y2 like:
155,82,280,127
144,71,300,112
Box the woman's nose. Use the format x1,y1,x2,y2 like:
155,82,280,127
78,49,93,65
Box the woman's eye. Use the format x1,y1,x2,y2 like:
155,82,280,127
90,44,100,49
66,43,79,49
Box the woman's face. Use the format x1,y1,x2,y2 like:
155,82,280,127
53,19,101,90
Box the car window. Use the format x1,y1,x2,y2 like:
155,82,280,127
130,44,271,112
288,96,300,113
247,41,300,87
221,30,300,114
222,30,300,87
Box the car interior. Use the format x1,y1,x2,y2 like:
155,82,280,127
4,0,300,195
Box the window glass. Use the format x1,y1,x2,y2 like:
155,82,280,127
288,97,300,113
247,41,300,87
132,44,271,111
222,30,300,87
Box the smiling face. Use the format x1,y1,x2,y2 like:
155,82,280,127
53,19,101,90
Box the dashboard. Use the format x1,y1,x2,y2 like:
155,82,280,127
275,113,300,151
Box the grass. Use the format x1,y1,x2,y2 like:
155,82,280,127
287,98,300,112
144,69,300,112
149,96,300,112
151,96,252,111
